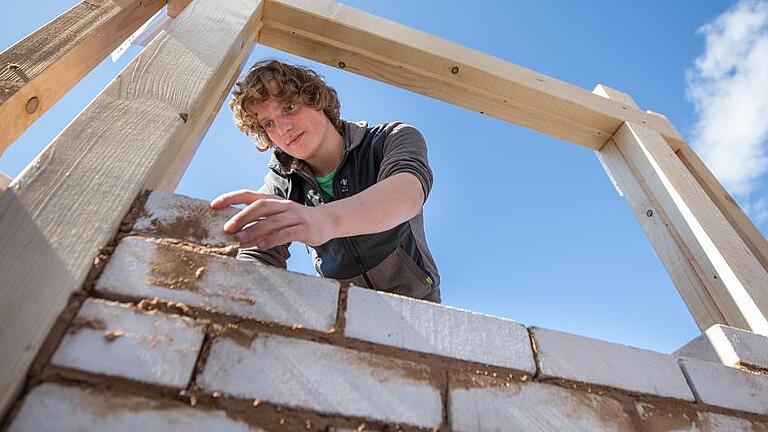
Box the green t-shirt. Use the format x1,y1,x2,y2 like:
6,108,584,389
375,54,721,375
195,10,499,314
315,170,335,198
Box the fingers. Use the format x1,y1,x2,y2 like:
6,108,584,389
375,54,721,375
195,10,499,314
209,189,282,209
223,198,291,233
253,225,301,250
235,211,299,247
225,200,289,233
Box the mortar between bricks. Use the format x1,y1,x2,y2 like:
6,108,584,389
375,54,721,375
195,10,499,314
66,294,768,429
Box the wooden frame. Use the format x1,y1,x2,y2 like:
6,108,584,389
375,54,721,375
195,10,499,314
2,0,768,417
0,0,167,154
0,0,262,415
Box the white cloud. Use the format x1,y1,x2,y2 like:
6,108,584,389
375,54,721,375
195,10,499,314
686,0,768,199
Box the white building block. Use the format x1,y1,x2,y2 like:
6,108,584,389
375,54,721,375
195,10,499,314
675,325,768,370
673,333,719,363
532,327,694,400
635,401,768,431
199,333,442,428
51,298,204,388
96,237,339,332
344,287,536,374
450,378,635,431
680,357,768,415
9,383,262,432
133,190,238,246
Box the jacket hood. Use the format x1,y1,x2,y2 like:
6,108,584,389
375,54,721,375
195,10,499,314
269,119,368,176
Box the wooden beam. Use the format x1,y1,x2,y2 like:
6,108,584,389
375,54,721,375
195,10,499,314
0,0,166,154
258,0,684,151
144,20,263,191
594,85,724,331
613,122,768,335
601,140,725,331
675,142,768,274
638,109,766,270
0,0,263,417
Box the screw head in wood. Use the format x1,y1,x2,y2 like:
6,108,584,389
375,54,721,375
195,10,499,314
451,66,459,74
337,61,346,69
25,97,39,114
646,209,653,217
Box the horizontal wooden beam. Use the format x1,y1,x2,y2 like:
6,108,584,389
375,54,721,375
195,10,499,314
0,0,166,154
259,0,684,151
0,0,262,417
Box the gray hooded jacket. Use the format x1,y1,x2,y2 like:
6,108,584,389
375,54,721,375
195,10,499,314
238,120,441,303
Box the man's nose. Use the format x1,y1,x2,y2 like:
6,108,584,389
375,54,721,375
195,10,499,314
276,118,293,136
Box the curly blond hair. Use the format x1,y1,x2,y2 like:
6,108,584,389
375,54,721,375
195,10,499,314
229,60,342,151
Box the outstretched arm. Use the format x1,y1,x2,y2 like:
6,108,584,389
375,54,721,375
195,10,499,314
210,172,424,250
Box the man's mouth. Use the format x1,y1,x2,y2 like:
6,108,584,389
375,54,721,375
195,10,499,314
287,132,304,146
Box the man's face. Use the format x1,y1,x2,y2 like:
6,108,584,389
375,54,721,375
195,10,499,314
247,97,331,162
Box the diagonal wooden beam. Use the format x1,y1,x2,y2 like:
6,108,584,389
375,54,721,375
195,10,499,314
259,0,684,151
0,0,169,154
0,0,262,417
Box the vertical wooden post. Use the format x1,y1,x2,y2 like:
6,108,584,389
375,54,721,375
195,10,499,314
675,143,768,272
594,85,725,331
595,85,768,335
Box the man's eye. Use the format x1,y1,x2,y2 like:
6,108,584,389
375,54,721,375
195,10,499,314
263,121,273,130
285,104,296,113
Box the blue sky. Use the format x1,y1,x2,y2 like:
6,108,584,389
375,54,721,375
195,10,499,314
3,0,767,354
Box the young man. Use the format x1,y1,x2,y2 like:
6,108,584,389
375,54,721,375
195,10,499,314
210,60,441,303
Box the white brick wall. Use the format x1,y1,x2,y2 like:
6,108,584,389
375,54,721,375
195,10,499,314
345,287,536,373
635,401,768,431
133,190,238,246
680,357,768,415
9,383,262,432
532,327,694,400
14,189,767,428
198,333,443,428
51,299,204,388
450,377,636,431
96,237,339,332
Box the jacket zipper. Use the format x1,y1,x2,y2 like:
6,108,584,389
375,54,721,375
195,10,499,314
293,156,376,290
332,177,376,290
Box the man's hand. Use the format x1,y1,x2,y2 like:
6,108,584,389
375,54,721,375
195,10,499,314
212,173,423,251
210,190,334,250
